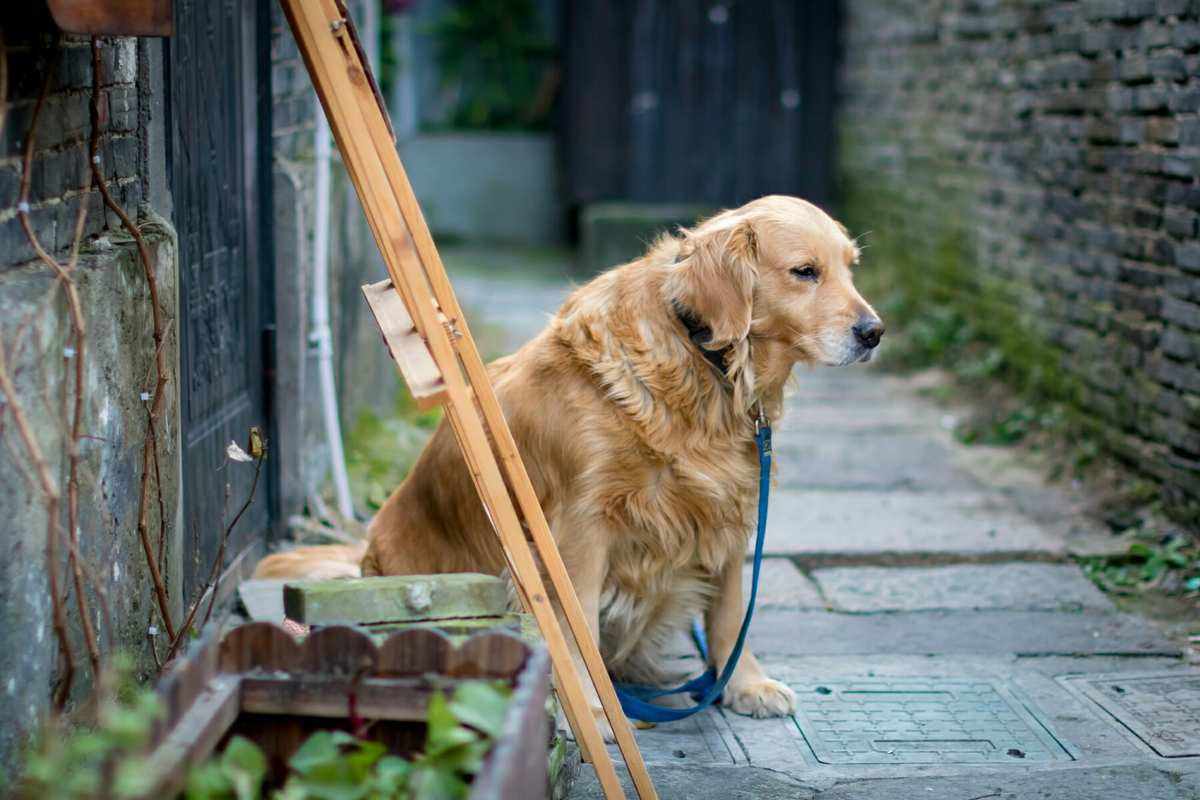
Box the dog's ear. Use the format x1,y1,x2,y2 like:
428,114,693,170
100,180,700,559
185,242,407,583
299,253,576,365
665,220,758,348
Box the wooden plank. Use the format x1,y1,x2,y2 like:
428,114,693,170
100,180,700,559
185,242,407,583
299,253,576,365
218,622,304,673
448,631,529,680
297,625,380,675
472,648,552,800
284,573,508,625
140,675,241,800
361,279,447,410
377,627,454,675
239,675,434,720
276,4,646,797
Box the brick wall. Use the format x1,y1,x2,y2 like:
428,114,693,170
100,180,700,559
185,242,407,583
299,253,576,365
0,19,144,266
0,10,180,770
839,1,1200,522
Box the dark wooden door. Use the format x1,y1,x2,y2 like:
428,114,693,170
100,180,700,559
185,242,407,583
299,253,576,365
168,0,274,601
562,0,841,209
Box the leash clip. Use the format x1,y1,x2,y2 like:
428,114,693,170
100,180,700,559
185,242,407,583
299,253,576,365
754,401,768,433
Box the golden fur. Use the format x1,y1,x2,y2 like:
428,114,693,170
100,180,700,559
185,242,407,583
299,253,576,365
255,195,881,737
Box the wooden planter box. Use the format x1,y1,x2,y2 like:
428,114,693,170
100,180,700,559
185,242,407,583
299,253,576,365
143,623,551,799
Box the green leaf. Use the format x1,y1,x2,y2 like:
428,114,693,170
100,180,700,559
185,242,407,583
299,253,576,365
373,756,412,796
186,761,234,800
288,731,343,776
1128,542,1154,559
448,681,510,739
424,692,478,757
221,736,267,800
409,764,469,800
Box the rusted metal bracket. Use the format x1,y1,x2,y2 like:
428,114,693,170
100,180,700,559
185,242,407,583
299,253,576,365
47,0,173,36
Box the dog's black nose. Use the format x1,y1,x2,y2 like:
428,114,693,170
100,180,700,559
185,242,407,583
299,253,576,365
853,317,885,349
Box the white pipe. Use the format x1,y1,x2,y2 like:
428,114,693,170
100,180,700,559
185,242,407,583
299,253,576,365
311,105,356,521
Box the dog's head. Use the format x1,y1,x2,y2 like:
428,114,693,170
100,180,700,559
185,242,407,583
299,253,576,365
665,195,882,367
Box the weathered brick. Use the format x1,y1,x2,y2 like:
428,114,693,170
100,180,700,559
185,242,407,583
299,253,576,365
1164,296,1200,331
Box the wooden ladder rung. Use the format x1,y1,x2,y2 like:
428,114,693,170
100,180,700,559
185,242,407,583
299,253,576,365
362,279,448,411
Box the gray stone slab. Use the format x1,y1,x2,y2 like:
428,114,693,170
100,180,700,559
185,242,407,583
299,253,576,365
811,563,1115,613
746,609,1181,658
237,579,287,622
763,490,1062,559
788,368,897,402
743,559,826,610
772,431,980,491
813,764,1200,800
776,394,942,434
600,707,744,767
569,765,814,800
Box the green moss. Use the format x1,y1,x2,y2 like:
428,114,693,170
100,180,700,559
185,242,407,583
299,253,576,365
344,390,442,512
840,167,1087,456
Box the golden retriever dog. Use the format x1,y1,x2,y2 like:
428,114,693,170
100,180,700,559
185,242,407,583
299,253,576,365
256,194,882,738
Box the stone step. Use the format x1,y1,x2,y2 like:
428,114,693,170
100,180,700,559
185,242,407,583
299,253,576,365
282,573,509,625
747,608,1180,658
809,563,1115,614
762,490,1062,561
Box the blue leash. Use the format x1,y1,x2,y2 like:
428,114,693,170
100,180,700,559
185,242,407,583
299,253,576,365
613,410,772,722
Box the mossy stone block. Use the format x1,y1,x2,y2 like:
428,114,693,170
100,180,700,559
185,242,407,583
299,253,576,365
283,573,509,625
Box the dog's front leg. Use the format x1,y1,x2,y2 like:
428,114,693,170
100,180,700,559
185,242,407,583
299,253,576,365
705,556,796,718
554,531,631,744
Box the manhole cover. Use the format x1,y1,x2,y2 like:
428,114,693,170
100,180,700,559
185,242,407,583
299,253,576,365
1067,671,1200,758
790,679,1072,765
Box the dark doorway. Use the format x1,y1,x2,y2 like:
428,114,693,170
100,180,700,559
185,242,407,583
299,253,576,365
562,0,841,210
168,0,274,602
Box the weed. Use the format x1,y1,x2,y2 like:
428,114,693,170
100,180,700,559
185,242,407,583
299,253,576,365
1080,530,1200,595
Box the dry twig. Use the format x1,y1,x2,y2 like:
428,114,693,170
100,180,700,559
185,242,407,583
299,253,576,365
163,431,266,663
87,37,176,642
10,35,101,694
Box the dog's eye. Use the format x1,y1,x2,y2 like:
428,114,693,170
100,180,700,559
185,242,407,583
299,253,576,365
790,264,819,281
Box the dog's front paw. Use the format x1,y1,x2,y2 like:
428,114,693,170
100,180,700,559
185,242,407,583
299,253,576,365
723,678,796,718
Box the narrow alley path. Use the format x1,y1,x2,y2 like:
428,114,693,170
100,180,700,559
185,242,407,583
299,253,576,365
445,249,1200,800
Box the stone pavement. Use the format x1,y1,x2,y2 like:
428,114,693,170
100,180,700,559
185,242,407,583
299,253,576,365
442,250,1200,800
567,369,1200,800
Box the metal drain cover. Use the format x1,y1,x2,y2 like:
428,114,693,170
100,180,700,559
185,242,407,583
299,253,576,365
1068,671,1200,758
790,679,1072,765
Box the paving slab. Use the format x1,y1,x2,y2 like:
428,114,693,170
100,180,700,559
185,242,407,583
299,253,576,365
787,368,899,402
763,490,1062,560
810,563,1115,613
772,431,980,491
812,764,1200,800
569,765,814,800
776,394,943,434
746,609,1181,658
737,655,1190,768
743,558,825,610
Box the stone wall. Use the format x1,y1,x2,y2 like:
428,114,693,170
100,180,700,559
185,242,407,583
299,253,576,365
0,10,179,768
839,1,1200,523
0,2,399,771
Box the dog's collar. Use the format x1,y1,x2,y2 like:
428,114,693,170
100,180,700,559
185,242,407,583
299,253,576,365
673,301,732,377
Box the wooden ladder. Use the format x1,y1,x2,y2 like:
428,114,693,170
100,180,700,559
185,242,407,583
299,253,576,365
277,2,657,798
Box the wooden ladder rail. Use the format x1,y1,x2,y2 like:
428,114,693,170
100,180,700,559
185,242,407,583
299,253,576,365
277,2,657,798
